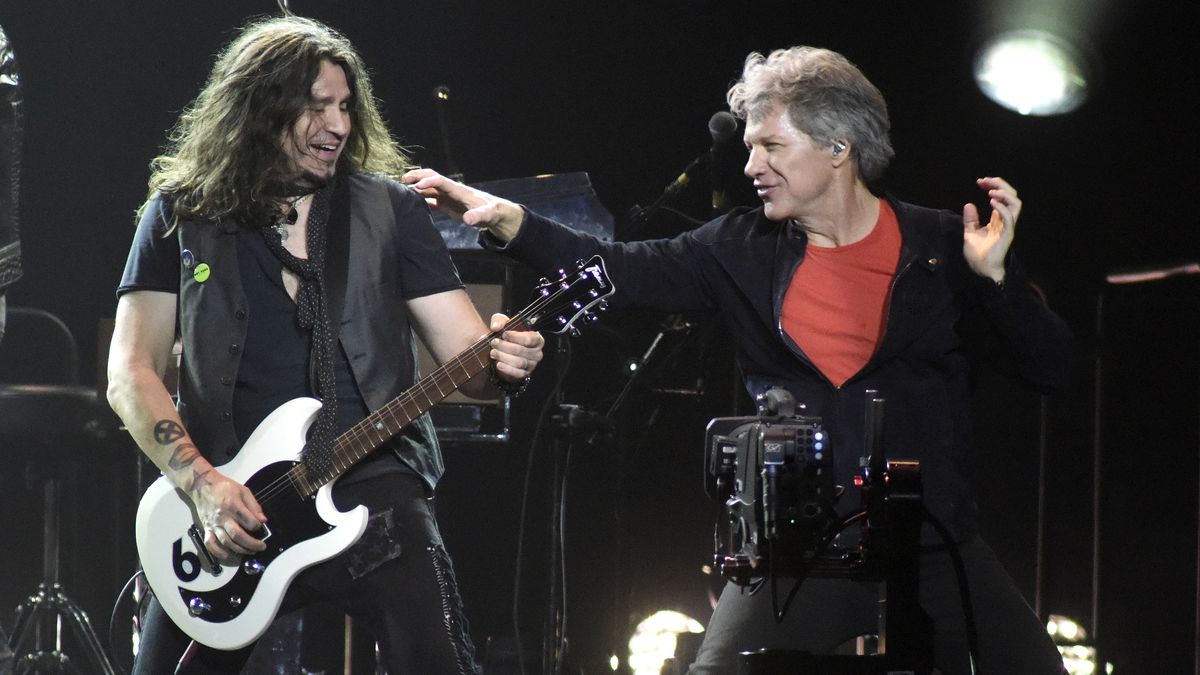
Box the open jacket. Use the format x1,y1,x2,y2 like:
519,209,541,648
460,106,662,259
483,199,1073,541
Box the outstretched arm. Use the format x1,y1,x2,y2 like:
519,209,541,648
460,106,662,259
402,168,527,242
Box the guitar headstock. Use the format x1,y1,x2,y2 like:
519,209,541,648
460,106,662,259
526,255,614,336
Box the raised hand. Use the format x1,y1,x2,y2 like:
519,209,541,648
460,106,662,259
962,176,1021,283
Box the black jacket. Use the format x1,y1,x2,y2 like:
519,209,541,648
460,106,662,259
484,199,1072,540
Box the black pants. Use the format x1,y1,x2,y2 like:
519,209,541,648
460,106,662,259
132,473,479,674
690,537,1066,674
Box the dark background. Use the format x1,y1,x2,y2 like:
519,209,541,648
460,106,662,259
0,1,1196,673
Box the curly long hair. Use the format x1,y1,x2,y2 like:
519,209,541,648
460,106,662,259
139,16,411,230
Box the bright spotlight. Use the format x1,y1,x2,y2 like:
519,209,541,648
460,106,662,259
1045,614,1113,675
1046,614,1087,642
627,610,704,675
974,29,1089,115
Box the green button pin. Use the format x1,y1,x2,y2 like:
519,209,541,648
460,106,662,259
193,262,211,283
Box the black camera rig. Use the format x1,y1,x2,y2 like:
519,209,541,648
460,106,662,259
704,387,934,673
704,388,839,584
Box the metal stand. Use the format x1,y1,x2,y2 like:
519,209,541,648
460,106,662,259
8,476,115,675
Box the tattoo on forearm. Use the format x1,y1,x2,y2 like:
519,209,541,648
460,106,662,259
190,468,213,495
153,420,186,445
168,443,199,472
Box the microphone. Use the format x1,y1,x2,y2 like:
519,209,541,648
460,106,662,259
707,111,738,214
630,111,740,225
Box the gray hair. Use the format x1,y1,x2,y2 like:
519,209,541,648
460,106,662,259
727,46,894,184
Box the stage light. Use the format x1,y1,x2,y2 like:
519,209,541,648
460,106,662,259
1047,614,1087,642
1045,614,1113,674
974,29,1089,115
627,610,704,675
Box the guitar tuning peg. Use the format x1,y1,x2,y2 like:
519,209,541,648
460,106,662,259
571,301,583,309
567,326,582,338
584,312,600,323
598,300,609,312
538,277,548,285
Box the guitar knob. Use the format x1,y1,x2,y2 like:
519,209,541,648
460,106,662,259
229,595,243,608
243,559,265,576
188,597,211,617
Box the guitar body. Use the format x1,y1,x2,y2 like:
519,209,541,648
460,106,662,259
135,255,613,650
135,397,368,650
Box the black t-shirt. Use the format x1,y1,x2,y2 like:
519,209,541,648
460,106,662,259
231,230,403,483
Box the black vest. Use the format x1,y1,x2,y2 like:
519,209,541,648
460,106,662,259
174,173,445,490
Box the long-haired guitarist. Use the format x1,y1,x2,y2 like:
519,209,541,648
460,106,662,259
106,15,543,674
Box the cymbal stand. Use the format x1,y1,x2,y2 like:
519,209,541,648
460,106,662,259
8,472,115,674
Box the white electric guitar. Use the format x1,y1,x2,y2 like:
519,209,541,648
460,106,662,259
136,256,612,650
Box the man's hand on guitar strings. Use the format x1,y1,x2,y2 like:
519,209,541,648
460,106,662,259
192,468,268,565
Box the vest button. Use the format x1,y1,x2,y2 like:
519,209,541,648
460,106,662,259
222,411,231,420
228,344,240,355
220,376,232,386
235,309,247,320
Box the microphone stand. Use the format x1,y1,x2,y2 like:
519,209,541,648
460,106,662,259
627,156,705,229
598,315,695,673
431,85,464,181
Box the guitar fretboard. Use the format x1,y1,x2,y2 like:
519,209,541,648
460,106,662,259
289,321,524,497
277,254,610,499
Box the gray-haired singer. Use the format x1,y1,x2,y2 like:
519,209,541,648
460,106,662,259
405,45,1072,675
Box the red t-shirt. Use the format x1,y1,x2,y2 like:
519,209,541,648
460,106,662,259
781,200,902,388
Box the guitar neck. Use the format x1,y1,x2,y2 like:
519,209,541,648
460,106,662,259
292,324,519,496
286,254,611,497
